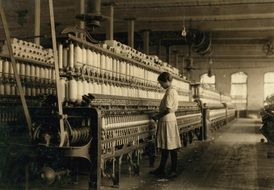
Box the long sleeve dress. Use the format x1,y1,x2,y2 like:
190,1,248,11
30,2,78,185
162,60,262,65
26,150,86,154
156,85,182,150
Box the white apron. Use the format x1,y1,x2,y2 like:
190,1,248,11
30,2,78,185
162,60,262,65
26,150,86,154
156,86,181,150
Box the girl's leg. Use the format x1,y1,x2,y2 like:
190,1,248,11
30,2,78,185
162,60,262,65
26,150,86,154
150,149,169,175
158,149,169,172
170,149,177,172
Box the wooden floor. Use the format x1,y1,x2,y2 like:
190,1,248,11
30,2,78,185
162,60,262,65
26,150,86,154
3,118,274,190
102,118,274,190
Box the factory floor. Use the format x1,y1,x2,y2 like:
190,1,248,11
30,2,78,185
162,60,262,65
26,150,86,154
4,118,274,190
101,118,274,190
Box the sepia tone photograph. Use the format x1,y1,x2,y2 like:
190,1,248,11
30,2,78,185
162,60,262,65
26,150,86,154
0,0,273,189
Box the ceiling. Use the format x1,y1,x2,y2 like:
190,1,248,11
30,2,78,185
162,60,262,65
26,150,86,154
1,0,274,46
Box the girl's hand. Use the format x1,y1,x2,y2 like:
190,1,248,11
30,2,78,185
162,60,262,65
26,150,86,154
152,114,158,121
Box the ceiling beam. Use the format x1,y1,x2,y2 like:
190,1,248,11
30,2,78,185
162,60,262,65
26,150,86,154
112,0,274,8
131,13,274,22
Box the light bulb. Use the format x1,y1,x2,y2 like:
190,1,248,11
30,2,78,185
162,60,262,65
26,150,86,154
181,27,187,37
209,58,213,65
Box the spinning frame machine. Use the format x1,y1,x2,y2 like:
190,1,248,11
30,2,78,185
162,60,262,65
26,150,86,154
192,83,236,139
29,33,204,189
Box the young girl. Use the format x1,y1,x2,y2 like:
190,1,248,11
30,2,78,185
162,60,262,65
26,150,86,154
150,72,181,178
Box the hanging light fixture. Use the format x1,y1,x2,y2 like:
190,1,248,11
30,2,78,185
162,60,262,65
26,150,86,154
181,26,187,37
181,6,187,37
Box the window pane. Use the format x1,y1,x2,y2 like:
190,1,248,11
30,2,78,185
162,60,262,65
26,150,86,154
231,72,247,83
264,83,274,99
201,74,215,84
231,72,247,109
200,74,215,89
264,72,274,99
231,84,247,97
265,72,274,83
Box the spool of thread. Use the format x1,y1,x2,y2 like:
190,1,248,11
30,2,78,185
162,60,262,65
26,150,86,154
87,49,92,69
30,65,35,79
8,61,13,76
92,52,97,73
40,67,45,82
116,60,120,79
48,68,52,81
97,83,102,94
25,64,30,78
97,53,101,73
89,81,93,94
63,48,68,68
48,68,52,80
112,59,116,78
20,86,25,96
65,79,69,101
52,69,56,80
36,87,41,95
59,78,66,102
0,83,4,95
69,43,74,69
20,62,25,78
44,68,49,82
77,80,83,102
121,61,126,79
109,84,113,95
4,83,11,95
74,45,82,69
3,60,9,76
41,87,46,95
0,59,2,77
58,44,63,69
68,79,77,102
31,87,36,96
82,47,87,65
83,80,89,96
16,62,20,76
106,56,111,76
100,54,105,75
105,83,110,95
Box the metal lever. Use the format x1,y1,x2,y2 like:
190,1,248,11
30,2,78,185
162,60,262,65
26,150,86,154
48,0,67,147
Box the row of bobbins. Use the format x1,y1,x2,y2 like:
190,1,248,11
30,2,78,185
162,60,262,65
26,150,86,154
58,43,190,101
0,106,19,124
2,38,54,64
0,59,55,96
58,78,165,103
58,44,160,87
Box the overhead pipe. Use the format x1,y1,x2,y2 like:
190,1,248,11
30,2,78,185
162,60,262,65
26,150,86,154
76,0,103,30
186,29,213,56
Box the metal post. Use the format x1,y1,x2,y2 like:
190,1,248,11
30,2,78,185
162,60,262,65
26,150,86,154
34,0,41,45
173,50,179,67
126,18,135,48
48,0,66,147
89,111,101,190
79,0,85,40
202,107,208,140
143,30,149,54
105,2,114,40
0,1,32,139
80,0,85,30
166,45,170,63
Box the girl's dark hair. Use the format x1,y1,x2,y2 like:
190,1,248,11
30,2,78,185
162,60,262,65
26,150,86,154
158,72,173,82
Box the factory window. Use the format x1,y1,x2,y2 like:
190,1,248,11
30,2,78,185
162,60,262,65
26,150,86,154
231,72,247,110
264,72,274,100
200,73,215,89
